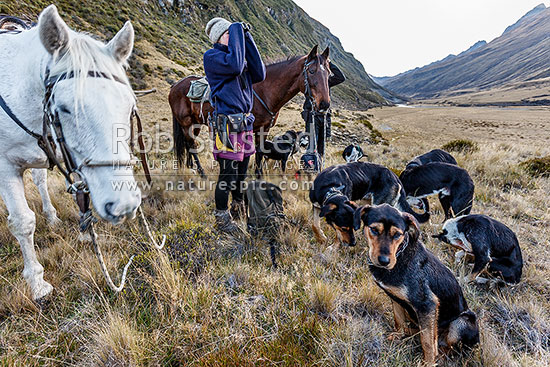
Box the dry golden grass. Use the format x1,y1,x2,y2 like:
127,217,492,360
1,104,550,366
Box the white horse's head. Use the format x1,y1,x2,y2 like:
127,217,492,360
37,5,141,224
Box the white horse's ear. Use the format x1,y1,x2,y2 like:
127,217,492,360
38,5,70,56
106,21,134,63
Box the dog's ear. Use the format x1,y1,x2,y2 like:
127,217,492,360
320,203,337,217
402,212,420,244
432,232,445,241
461,310,477,323
353,205,371,230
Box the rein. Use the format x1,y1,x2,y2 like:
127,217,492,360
252,89,276,127
251,59,317,129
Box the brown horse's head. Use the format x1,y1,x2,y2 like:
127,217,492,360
301,45,331,113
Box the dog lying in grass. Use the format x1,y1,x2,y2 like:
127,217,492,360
309,162,430,247
354,204,479,365
433,214,523,284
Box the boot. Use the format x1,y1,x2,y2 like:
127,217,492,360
214,209,239,234
230,200,246,221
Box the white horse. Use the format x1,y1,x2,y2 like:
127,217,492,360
0,5,141,300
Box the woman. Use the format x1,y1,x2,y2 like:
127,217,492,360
204,17,266,232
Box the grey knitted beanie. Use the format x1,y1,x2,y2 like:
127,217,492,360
205,17,231,44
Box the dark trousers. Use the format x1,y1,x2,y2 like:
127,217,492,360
304,111,330,157
215,156,250,210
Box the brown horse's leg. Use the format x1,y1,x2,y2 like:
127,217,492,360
190,125,206,178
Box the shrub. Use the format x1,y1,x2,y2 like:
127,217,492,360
519,156,550,177
441,139,478,153
164,220,219,278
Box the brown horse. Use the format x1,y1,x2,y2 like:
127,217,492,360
169,45,331,177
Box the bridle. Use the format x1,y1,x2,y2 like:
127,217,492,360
252,89,276,127
303,58,318,112
41,68,139,192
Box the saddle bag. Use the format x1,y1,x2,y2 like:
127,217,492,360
186,77,211,103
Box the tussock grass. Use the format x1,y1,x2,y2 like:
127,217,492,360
442,139,479,153
1,107,550,366
519,156,550,177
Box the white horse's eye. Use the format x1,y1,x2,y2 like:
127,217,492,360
59,105,71,114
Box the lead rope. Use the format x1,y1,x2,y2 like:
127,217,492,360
2,59,164,292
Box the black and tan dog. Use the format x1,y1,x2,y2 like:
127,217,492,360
405,149,457,170
309,162,429,247
433,214,523,284
354,204,479,365
401,149,458,214
400,162,474,221
255,130,301,177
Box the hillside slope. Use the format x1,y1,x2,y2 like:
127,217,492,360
379,4,550,100
0,0,393,108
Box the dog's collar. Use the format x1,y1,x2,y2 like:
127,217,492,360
322,185,346,206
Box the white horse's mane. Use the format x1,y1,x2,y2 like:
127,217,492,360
49,30,134,106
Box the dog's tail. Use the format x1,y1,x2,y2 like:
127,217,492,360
397,188,430,223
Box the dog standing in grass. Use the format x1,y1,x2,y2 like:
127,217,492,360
255,130,301,177
400,162,474,221
400,149,458,215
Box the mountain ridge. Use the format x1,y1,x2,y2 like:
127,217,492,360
377,4,550,101
0,0,394,108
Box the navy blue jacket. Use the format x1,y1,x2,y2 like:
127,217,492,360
203,23,266,130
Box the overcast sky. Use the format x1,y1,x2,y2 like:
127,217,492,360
293,0,548,77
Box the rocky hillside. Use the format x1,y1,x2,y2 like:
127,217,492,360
1,0,394,108
377,4,550,101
